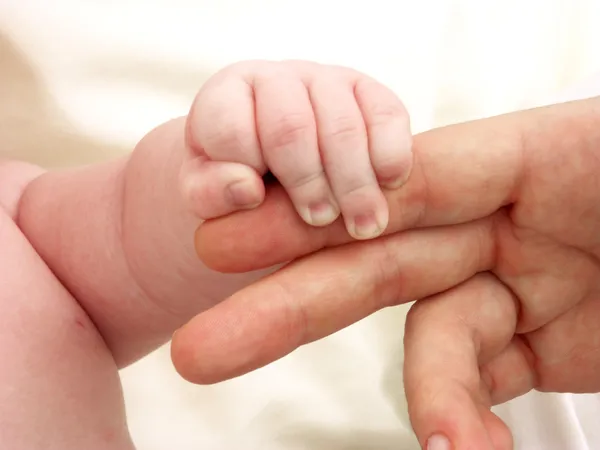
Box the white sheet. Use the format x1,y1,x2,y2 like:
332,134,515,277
2,1,600,448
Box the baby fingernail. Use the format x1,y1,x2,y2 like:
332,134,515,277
305,201,339,226
380,174,407,190
227,179,262,208
348,212,385,239
427,434,451,450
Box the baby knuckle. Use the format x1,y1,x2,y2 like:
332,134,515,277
367,102,408,126
356,79,408,123
266,113,313,149
203,122,255,156
327,115,362,141
285,169,325,189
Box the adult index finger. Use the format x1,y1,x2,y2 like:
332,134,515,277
173,217,495,384
196,97,600,273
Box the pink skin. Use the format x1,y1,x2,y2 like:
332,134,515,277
181,96,600,450
183,60,412,239
0,60,411,449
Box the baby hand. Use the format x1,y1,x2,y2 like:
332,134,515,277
181,60,412,240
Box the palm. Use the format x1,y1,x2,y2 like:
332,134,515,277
490,112,600,392
490,220,600,395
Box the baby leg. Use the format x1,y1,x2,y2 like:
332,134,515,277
0,209,134,450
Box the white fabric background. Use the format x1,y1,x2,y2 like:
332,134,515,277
2,1,600,449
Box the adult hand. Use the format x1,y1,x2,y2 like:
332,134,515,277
172,97,600,449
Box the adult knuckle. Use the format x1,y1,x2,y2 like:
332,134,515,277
370,238,408,308
272,278,309,345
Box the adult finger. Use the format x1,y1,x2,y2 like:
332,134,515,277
403,273,526,450
171,217,495,384
196,97,600,272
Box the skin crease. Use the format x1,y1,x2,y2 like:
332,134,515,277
184,60,413,238
0,162,134,450
14,60,411,368
1,60,412,449
16,120,277,368
177,97,600,449
2,56,598,449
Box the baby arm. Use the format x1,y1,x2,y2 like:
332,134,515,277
15,120,253,368
16,60,413,371
0,161,133,450
0,60,412,448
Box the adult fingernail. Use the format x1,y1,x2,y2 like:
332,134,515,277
303,201,339,226
427,433,451,450
227,179,262,208
348,212,384,239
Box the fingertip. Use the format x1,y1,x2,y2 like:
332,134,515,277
378,136,414,190
298,200,340,227
170,328,200,384
343,197,389,240
170,325,221,385
185,70,265,172
379,160,413,190
345,211,387,240
170,313,253,386
170,283,306,385
182,161,265,220
226,177,265,209
406,379,511,450
353,75,414,191
426,434,451,450
482,409,513,450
